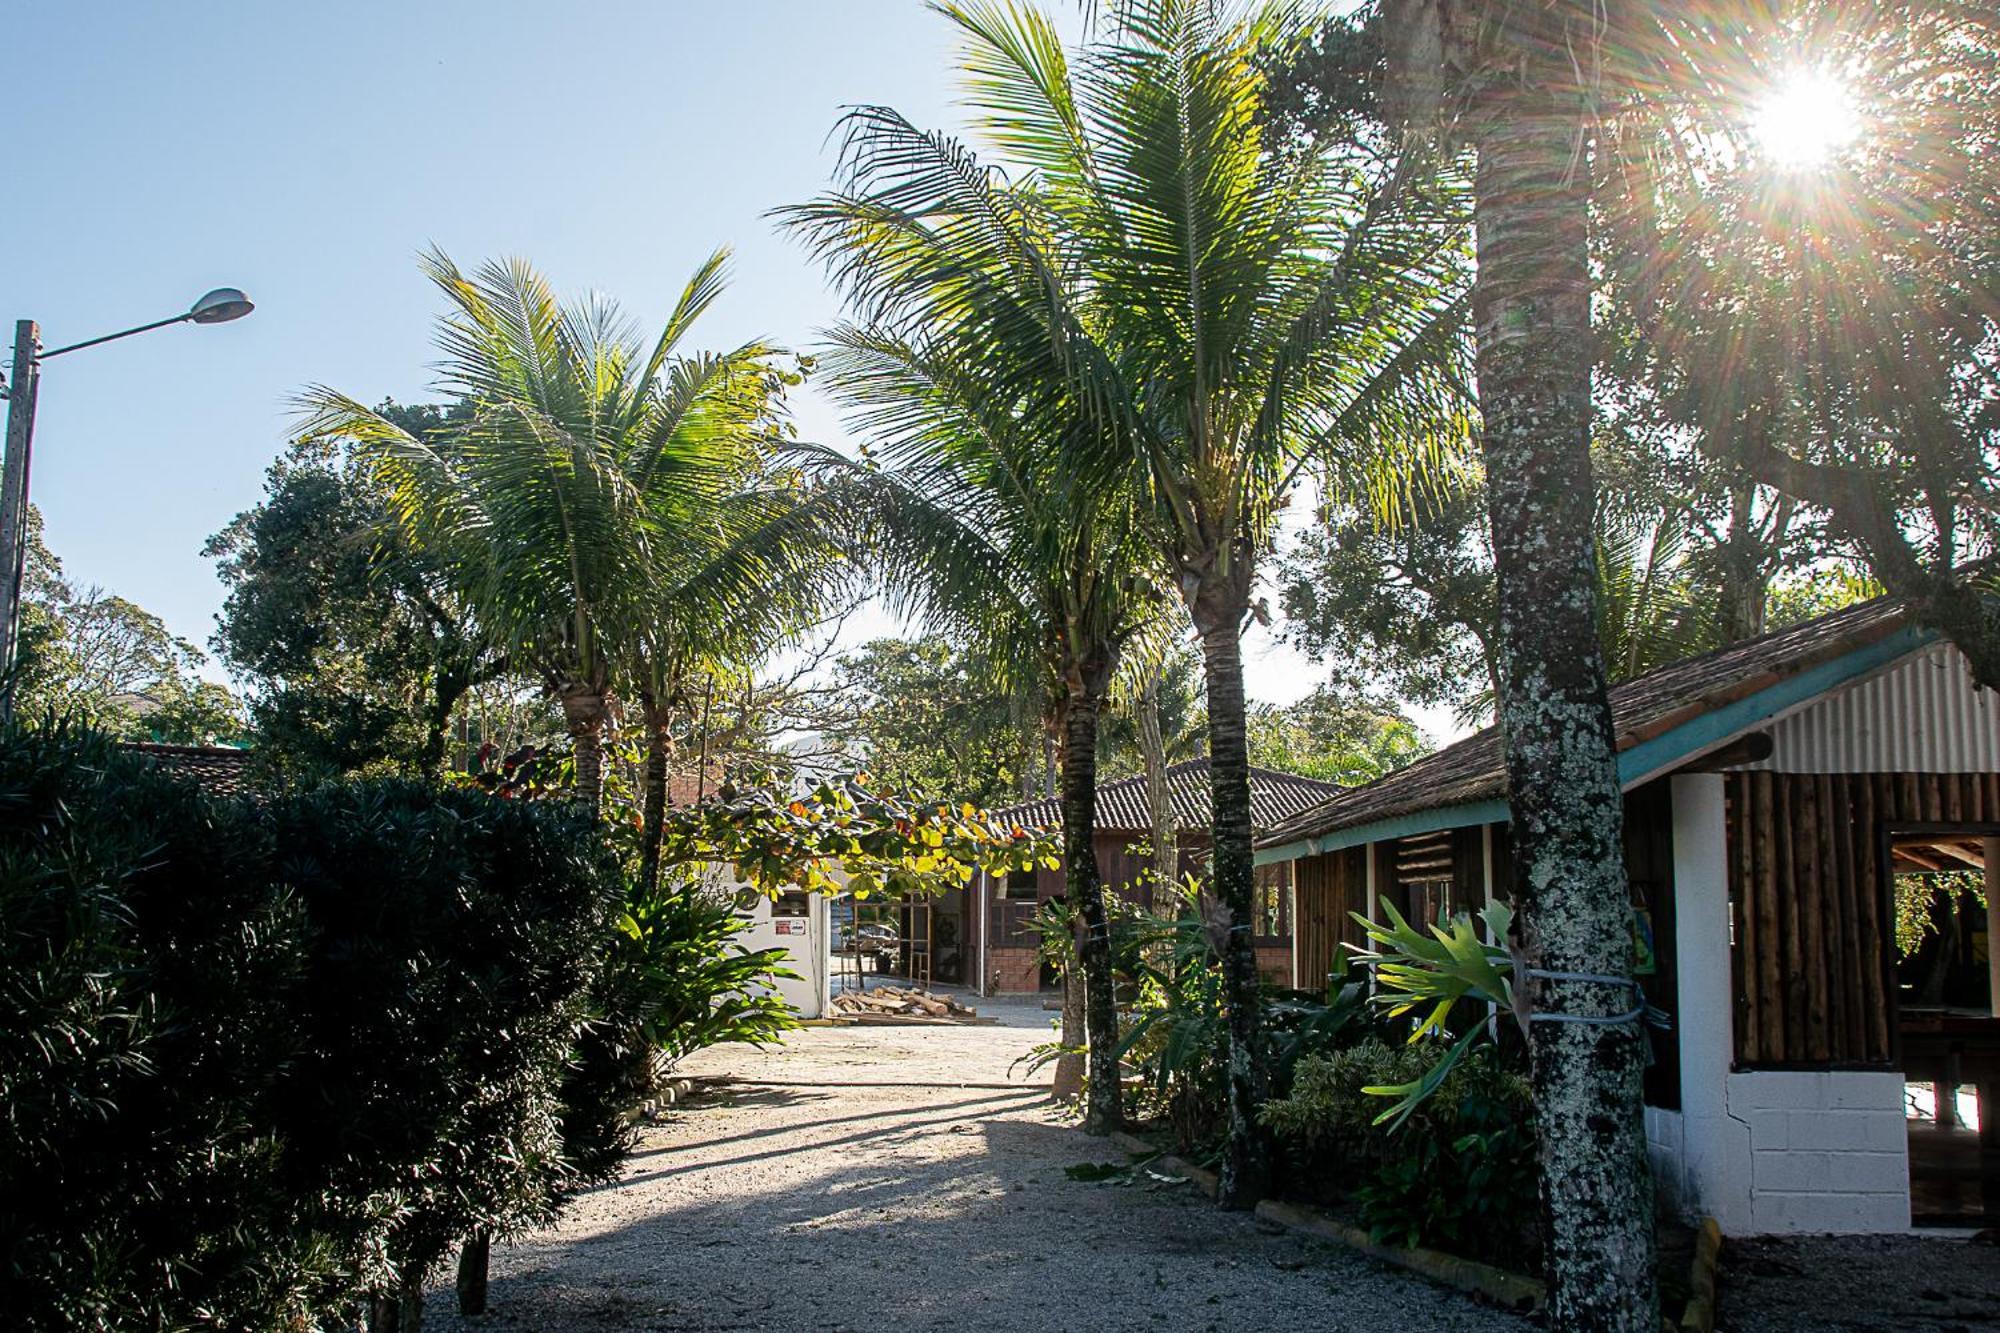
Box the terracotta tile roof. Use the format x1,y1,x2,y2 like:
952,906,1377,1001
127,743,257,798
1257,594,1917,848
990,758,1343,834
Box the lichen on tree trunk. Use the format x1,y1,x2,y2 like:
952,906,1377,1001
1470,23,1659,1328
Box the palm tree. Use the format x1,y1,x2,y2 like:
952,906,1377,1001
785,0,1469,1203
817,323,1160,1134
1376,0,1660,1324
302,250,851,850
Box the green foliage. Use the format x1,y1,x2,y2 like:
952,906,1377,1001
1895,870,1988,961
0,724,314,1328
15,507,246,744
1245,687,1430,786
206,407,502,779
657,770,1056,900
0,724,624,1328
298,250,860,833
606,878,799,1071
1261,1039,1538,1264
811,638,1040,808
1116,883,1369,1152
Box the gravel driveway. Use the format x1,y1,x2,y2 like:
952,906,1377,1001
431,995,1529,1332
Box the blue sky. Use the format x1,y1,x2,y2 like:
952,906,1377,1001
5,2,1435,730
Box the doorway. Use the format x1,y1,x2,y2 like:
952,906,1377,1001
1889,830,1998,1224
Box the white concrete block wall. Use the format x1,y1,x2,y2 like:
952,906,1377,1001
1643,1108,1686,1216
1729,1071,1909,1233
1663,776,1912,1235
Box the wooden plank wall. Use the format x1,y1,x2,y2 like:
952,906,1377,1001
1295,846,1368,991
1728,771,2000,1067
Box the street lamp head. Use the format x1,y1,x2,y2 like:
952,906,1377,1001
187,288,254,325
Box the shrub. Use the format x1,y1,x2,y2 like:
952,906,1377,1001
256,780,620,1316
1118,883,1370,1153
0,725,624,1329
0,724,324,1329
1260,1038,1540,1265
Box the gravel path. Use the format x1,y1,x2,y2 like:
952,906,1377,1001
1717,1232,2000,1332
431,995,1529,1332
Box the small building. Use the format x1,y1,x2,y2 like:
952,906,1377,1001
1255,596,2000,1234
972,759,1341,994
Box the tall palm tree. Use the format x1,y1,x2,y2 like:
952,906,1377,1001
785,0,1469,1203
818,324,1160,1135
1376,0,1662,1324
302,250,851,847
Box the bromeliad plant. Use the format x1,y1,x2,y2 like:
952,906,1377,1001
1350,900,1664,1129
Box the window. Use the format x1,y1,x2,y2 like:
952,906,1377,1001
1002,868,1040,901
1253,861,1293,938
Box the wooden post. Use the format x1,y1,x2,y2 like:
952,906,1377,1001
0,319,41,720
1986,838,2000,1019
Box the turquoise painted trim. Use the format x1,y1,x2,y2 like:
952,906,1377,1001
1258,624,1936,861
1254,840,1313,867
1613,623,1931,786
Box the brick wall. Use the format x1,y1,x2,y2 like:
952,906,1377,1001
1254,944,1291,988
988,947,1042,995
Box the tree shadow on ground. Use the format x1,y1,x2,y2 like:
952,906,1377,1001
426,1091,1534,1333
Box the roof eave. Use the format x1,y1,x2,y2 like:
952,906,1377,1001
1255,621,1937,861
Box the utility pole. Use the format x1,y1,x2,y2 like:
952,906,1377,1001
0,320,42,720
0,289,253,724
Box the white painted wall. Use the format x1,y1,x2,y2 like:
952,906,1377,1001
722,872,830,1020
1661,775,1910,1233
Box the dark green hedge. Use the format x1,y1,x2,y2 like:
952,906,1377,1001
0,725,621,1330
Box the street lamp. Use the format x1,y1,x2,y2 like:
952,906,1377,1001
0,289,255,718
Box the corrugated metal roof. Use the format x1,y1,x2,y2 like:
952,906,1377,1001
1257,594,1920,849
990,758,1342,834
1746,640,2000,773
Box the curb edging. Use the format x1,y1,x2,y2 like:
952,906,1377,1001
1679,1217,1722,1333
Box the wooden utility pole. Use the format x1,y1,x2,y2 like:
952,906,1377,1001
0,319,41,722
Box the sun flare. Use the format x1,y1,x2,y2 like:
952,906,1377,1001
1752,68,1862,169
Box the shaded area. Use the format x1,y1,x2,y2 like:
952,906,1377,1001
428,1020,1530,1332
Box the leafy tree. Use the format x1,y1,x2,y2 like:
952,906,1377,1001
810,637,1037,808
14,507,245,742
207,402,504,778
1597,3,2000,681
787,0,1470,1203
1245,687,1428,786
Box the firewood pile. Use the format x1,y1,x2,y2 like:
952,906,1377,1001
830,985,978,1021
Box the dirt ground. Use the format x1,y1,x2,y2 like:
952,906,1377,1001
429,995,1529,1332
1717,1232,2000,1332
427,995,2000,1332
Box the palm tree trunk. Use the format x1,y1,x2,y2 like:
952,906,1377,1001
1137,672,1176,901
1061,687,1121,1134
1193,613,1266,1208
1052,961,1085,1101
1472,24,1658,1328
559,683,607,821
